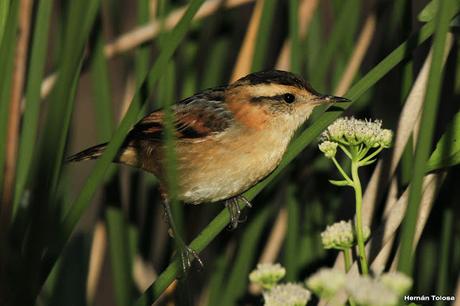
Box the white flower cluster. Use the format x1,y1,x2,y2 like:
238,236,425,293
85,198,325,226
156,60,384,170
305,268,346,298
321,117,393,148
249,263,286,289
263,283,311,306
321,220,371,250
304,269,413,304
345,275,399,306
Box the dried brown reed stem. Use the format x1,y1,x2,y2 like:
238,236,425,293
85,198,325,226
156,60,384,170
150,0,158,19
133,255,157,291
120,73,137,121
230,0,264,81
333,13,376,96
376,173,445,273
152,280,178,306
259,207,288,264
86,222,107,303
367,180,398,275
1,0,33,228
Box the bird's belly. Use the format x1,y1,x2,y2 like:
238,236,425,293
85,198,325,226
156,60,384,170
175,131,288,204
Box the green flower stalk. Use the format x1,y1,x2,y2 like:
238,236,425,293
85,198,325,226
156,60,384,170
249,263,286,290
263,283,311,306
319,117,393,275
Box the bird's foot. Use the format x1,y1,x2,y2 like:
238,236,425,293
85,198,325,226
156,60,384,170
179,245,203,273
161,197,204,272
224,195,252,230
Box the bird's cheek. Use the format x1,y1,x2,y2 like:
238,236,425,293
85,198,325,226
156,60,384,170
291,104,314,126
230,102,270,130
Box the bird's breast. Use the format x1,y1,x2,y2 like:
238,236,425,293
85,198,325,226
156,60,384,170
175,124,293,204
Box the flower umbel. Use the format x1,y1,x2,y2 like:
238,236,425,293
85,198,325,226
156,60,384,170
306,268,346,299
321,220,370,250
263,283,311,306
345,274,398,306
321,117,393,148
249,263,286,289
380,272,413,296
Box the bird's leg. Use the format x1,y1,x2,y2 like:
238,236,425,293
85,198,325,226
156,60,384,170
224,195,252,230
162,198,203,271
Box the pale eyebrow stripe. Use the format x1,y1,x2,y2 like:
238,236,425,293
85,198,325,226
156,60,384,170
250,95,286,103
246,83,296,96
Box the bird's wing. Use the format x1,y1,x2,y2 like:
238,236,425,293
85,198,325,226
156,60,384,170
127,87,233,141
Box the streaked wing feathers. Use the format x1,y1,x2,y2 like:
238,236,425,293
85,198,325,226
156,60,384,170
127,87,233,141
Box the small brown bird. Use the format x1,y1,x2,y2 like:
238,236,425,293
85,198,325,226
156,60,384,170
68,70,348,266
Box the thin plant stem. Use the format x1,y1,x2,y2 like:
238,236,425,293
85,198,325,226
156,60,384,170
359,146,384,165
351,160,369,275
357,145,369,160
338,144,352,159
343,248,352,272
332,157,353,184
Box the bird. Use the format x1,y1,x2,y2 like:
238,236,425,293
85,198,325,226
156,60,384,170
67,70,349,268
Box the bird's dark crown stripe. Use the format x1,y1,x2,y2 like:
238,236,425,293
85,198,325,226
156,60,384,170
234,70,321,96
237,70,305,88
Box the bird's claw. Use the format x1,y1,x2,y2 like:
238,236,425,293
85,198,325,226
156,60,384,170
238,195,252,208
225,195,252,230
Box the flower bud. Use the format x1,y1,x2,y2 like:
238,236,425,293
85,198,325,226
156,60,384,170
319,141,338,159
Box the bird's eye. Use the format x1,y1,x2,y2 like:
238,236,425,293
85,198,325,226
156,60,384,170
283,93,295,103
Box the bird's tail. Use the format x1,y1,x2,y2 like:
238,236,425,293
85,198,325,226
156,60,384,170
66,143,108,162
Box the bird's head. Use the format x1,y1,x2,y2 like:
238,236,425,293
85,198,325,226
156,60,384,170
225,70,349,131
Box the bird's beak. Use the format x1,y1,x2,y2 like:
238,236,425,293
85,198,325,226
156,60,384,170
309,94,349,106
320,95,350,104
